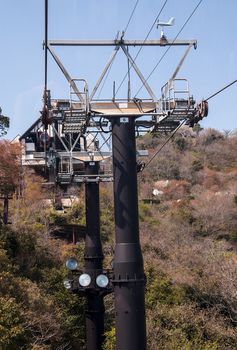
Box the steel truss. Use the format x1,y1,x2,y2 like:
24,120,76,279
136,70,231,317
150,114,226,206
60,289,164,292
20,32,207,186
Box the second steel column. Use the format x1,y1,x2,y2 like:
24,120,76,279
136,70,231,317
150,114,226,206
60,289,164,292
111,116,147,350
84,161,105,350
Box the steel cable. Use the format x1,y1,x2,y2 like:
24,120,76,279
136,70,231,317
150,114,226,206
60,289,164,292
96,0,140,99
205,79,237,101
139,77,237,172
140,119,187,172
124,0,140,36
115,0,169,97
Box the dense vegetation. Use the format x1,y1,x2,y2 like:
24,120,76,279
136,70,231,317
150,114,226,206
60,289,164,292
0,108,9,137
0,127,237,349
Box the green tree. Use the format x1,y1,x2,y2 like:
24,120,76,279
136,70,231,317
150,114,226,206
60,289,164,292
0,108,9,137
0,297,25,349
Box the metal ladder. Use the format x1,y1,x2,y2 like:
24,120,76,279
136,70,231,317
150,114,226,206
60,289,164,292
62,79,89,133
161,78,195,121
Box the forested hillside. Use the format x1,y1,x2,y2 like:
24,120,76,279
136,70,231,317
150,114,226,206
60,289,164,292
0,127,237,349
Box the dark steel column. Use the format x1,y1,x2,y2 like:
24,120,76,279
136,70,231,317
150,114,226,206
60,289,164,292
84,161,105,350
111,117,147,350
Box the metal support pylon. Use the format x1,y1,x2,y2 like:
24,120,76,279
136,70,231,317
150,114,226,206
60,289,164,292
84,161,105,350
111,116,147,350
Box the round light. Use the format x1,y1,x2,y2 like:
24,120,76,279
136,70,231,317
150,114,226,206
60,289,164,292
79,273,91,287
96,274,109,288
63,279,72,289
65,258,78,271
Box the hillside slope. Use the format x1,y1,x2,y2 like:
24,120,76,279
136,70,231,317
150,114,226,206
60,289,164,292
0,127,237,349
136,128,237,349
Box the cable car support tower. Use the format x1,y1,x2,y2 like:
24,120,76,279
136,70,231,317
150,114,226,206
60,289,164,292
20,1,208,349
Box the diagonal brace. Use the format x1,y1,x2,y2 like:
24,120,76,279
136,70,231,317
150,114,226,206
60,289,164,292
121,45,158,102
47,44,84,103
90,46,120,101
163,43,194,98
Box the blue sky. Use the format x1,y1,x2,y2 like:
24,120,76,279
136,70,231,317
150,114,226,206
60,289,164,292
0,0,236,139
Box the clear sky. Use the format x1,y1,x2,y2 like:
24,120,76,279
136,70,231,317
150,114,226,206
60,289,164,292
0,0,236,139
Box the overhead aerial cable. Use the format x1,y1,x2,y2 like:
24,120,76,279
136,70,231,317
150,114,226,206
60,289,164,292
138,77,237,172
41,0,52,173
138,119,187,173
96,0,140,100
134,0,204,97
44,0,48,98
205,79,237,101
124,0,140,36
115,0,169,97
42,0,51,128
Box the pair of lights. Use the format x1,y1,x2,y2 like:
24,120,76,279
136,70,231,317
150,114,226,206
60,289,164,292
78,273,109,288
